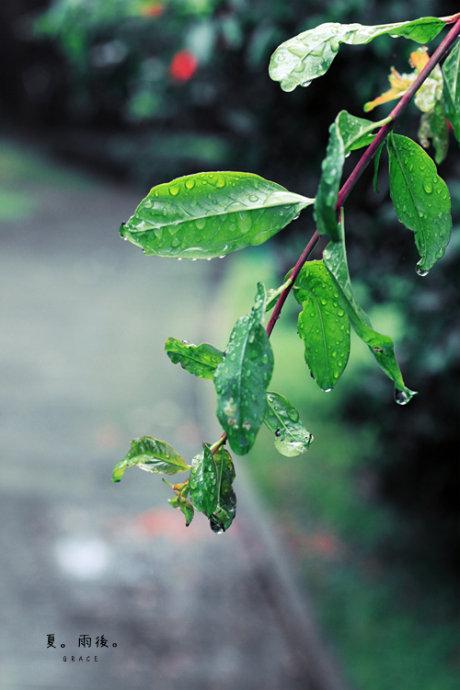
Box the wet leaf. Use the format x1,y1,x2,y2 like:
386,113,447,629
120,171,313,259
269,17,445,92
209,447,236,533
189,444,218,517
442,40,460,142
387,133,452,274
323,214,416,402
315,111,381,240
112,437,189,482
373,142,385,192
418,101,449,164
165,337,223,380
264,392,314,457
294,260,350,391
265,279,290,312
169,495,194,527
214,283,274,455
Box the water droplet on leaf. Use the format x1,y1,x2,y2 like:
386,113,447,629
394,388,416,406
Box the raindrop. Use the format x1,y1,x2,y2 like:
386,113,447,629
394,389,412,406
416,265,428,277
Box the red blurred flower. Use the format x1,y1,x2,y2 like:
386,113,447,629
140,2,164,17
170,50,198,82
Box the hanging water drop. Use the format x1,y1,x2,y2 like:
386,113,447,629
394,388,416,406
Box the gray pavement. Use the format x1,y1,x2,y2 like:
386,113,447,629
0,138,321,690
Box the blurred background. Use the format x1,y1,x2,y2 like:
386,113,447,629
0,1,459,689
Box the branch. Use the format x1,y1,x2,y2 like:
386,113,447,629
214,18,460,453
266,17,460,336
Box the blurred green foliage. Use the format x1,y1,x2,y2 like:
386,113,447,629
30,0,454,184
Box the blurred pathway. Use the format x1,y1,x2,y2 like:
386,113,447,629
0,138,343,690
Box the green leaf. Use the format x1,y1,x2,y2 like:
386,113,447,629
294,260,350,391
214,283,274,455
189,444,218,517
165,337,224,380
387,133,452,274
112,437,189,482
264,392,314,457
373,142,385,193
315,111,381,240
336,111,382,151
418,102,449,164
120,171,313,260
323,214,416,403
169,495,194,527
209,447,237,533
269,17,446,92
442,40,460,143
265,279,290,312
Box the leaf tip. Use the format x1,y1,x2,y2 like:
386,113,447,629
111,469,123,483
